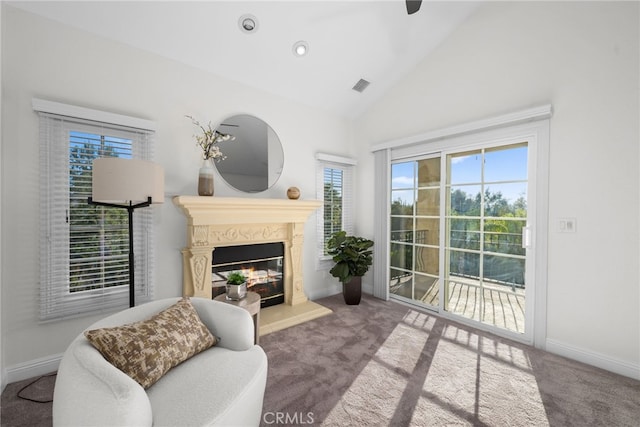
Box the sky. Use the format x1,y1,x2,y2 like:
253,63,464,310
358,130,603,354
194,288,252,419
391,144,528,206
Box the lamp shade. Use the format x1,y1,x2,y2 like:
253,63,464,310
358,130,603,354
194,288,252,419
92,158,164,204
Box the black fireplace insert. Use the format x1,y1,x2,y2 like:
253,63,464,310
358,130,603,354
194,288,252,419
212,242,284,309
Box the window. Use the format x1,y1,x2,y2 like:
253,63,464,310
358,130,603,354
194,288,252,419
315,153,356,268
35,99,156,321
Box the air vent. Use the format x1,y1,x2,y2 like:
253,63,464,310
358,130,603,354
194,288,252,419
352,78,370,93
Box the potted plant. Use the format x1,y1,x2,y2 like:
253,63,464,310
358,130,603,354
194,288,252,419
326,231,374,305
225,271,247,301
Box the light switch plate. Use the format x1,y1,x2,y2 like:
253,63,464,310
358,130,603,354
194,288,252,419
558,217,577,233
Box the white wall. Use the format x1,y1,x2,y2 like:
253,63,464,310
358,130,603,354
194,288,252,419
3,1,638,382
1,6,351,379
354,1,639,377
0,0,5,392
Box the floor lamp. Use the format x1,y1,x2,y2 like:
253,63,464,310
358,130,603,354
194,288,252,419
88,157,164,307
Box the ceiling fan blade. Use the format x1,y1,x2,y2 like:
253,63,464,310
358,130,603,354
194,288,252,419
406,0,422,15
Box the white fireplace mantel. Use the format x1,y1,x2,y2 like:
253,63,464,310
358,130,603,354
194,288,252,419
173,196,331,335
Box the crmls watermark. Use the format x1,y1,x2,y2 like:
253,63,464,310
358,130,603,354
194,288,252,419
263,411,315,425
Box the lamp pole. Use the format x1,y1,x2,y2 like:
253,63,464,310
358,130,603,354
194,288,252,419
88,196,152,307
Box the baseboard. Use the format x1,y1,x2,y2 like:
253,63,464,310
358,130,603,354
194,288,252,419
5,353,63,384
307,283,341,301
362,282,373,295
1,367,7,393
546,338,639,380
308,281,375,302
308,282,375,302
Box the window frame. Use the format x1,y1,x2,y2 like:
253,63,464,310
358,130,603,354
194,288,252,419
374,109,550,346
315,153,356,270
34,99,157,321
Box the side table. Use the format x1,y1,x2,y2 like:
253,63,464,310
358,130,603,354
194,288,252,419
214,291,261,344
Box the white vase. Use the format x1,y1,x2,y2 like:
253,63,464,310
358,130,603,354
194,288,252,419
198,159,214,196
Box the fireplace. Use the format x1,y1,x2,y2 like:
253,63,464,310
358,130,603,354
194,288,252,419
212,242,284,309
173,196,332,336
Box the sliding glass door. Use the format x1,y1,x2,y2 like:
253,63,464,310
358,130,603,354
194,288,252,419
390,156,441,309
389,141,532,338
444,143,528,334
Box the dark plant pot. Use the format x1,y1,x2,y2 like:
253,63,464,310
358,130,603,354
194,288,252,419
343,276,362,305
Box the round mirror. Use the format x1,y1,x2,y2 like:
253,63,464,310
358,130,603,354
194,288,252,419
214,114,284,193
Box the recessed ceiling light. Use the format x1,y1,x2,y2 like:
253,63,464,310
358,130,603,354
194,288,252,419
292,41,309,57
239,14,258,34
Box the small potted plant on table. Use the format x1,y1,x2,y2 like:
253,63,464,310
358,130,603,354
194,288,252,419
226,271,248,301
327,231,374,305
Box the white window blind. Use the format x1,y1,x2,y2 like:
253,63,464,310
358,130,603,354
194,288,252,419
316,153,356,268
36,101,156,321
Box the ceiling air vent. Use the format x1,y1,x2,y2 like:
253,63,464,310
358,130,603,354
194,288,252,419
352,78,370,93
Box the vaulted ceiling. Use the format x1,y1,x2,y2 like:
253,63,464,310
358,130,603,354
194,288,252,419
9,1,480,119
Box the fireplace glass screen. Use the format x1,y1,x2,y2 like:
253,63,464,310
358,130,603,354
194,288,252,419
212,242,284,308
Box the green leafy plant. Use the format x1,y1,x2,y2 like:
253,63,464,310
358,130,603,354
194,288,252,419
226,271,247,285
327,231,374,284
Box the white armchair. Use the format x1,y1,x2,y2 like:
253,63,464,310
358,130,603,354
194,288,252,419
53,297,268,426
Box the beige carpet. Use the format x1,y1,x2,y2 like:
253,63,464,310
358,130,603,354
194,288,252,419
259,294,640,426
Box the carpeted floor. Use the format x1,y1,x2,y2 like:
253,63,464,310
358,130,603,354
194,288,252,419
258,294,640,426
1,294,639,426
1,372,55,426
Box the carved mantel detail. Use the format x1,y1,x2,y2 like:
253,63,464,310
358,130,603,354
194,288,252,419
173,196,322,305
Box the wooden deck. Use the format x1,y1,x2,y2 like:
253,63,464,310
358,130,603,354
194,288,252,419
390,275,525,334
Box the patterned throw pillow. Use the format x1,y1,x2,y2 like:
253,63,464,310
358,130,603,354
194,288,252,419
84,297,217,389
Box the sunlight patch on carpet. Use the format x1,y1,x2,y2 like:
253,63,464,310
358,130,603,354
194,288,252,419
322,309,549,426
322,311,430,425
